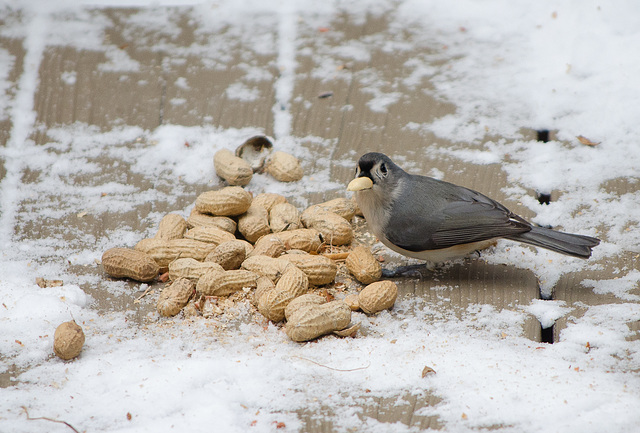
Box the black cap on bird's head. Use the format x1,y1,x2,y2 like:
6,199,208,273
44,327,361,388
347,152,403,192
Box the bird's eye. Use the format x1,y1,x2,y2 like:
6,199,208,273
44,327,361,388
379,163,388,177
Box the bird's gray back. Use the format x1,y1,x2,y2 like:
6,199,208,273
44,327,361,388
385,174,531,251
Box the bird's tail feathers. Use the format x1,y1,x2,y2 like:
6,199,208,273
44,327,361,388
507,226,600,259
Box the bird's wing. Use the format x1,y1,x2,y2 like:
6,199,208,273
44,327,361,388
385,197,531,252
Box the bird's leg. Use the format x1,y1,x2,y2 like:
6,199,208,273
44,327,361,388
463,250,483,265
381,263,432,278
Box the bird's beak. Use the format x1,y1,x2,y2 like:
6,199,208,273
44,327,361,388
347,176,373,191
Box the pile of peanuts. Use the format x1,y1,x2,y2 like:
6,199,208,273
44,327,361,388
101,139,398,342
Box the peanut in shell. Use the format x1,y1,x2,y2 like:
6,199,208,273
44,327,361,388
249,234,286,258
155,213,187,240
284,293,326,321
252,193,287,212
285,300,351,342
214,149,253,186
265,151,303,182
241,255,292,283
274,229,323,253
269,202,301,233
315,198,357,221
345,246,382,285
168,258,224,281
252,276,275,307
53,321,85,360
343,293,360,311
279,253,337,286
102,247,159,282
358,280,398,314
195,187,252,216
196,269,258,296
134,238,216,268
184,225,236,245
157,278,195,317
205,240,247,270
238,203,271,244
187,209,237,233
301,207,353,246
257,266,308,322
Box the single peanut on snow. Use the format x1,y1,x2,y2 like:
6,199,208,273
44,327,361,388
265,151,304,182
345,246,382,285
154,213,188,240
214,149,253,186
285,300,352,342
257,265,308,322
157,277,195,317
102,247,159,282
195,186,252,216
53,321,85,360
358,280,398,314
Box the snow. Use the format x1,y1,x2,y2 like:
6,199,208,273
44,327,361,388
1,1,640,432
523,299,573,329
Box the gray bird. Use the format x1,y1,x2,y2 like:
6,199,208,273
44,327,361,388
347,152,599,264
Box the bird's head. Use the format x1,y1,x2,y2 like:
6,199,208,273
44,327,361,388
347,152,403,194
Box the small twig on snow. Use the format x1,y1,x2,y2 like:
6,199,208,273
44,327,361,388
22,406,81,433
134,286,154,303
292,355,370,372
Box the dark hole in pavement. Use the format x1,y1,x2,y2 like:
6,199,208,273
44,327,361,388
540,325,554,344
536,192,551,205
536,129,550,142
